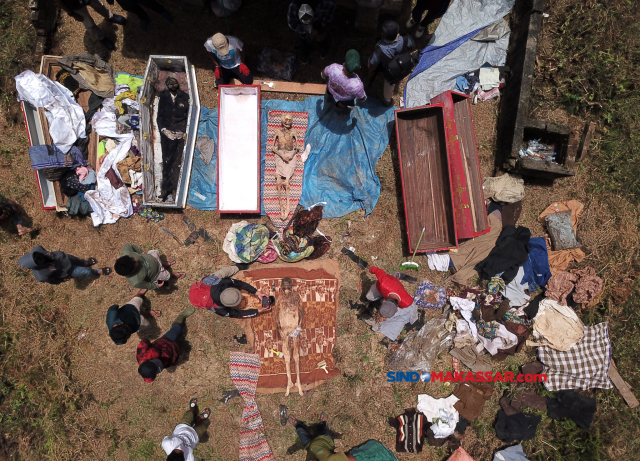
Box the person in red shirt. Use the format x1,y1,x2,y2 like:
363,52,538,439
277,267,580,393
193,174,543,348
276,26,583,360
137,306,195,383
366,266,414,318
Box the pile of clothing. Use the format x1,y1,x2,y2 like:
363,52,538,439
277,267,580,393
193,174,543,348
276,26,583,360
455,64,509,104
223,205,332,264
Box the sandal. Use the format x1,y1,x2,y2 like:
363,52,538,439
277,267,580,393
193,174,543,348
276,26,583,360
86,257,98,266
174,272,186,280
189,398,198,408
150,309,162,318
320,412,328,423
199,227,215,243
101,267,112,275
183,216,197,232
184,230,199,247
200,408,211,419
166,259,176,266
279,404,288,426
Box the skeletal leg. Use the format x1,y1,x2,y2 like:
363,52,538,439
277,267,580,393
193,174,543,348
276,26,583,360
277,176,286,220
282,337,294,396
293,336,303,396
283,178,291,220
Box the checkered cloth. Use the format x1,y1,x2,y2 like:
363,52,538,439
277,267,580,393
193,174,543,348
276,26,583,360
538,322,613,391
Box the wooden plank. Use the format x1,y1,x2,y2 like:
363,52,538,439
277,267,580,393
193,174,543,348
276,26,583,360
232,79,326,95
453,96,489,234
577,121,596,161
609,360,639,409
396,106,457,252
565,128,580,168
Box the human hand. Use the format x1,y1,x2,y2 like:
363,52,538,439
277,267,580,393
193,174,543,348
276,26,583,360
258,306,272,314
136,289,148,297
255,290,267,300
214,67,221,79
238,63,250,76
157,280,165,287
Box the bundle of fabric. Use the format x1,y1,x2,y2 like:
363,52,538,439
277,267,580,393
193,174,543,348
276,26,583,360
526,299,584,351
57,53,115,98
417,394,460,439
538,201,586,274
414,279,447,309
389,408,425,453
475,225,531,284
545,267,603,307
483,173,525,204
273,205,332,262
234,224,270,264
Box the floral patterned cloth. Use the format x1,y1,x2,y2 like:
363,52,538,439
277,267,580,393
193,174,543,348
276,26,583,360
414,280,447,309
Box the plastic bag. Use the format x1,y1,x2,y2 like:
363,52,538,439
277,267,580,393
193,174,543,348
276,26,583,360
388,314,454,372
545,210,580,250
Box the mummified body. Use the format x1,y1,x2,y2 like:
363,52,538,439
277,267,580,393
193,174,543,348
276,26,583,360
275,277,305,396
156,76,189,202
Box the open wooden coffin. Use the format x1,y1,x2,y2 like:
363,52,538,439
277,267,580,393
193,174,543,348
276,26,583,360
431,91,490,239
395,104,458,252
139,56,200,208
217,85,261,213
20,55,99,211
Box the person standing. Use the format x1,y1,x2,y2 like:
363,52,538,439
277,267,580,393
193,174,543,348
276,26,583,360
114,243,185,290
54,0,126,50
136,306,195,382
189,266,272,318
106,289,162,345
162,398,210,461
368,20,416,106
18,245,111,284
287,1,336,64
110,0,172,30
405,0,451,38
204,33,253,86
321,50,367,114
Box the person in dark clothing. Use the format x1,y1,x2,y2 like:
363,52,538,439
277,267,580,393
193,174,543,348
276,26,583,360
54,0,126,50
0,200,35,236
156,77,189,203
189,266,271,318
137,306,195,383
18,245,111,284
109,0,172,30
288,1,336,64
405,0,450,38
368,20,416,106
288,413,352,460
106,289,162,345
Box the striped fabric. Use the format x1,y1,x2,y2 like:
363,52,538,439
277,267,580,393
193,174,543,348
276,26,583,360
239,428,275,461
393,409,424,453
230,352,275,461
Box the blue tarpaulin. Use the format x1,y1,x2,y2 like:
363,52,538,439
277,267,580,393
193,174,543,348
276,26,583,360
187,96,395,218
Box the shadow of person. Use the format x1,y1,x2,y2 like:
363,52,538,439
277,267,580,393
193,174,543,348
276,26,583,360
286,441,304,455
73,273,100,290
359,271,375,303
137,312,162,341
82,20,117,59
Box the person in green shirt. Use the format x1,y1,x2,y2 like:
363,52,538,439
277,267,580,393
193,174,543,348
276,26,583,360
289,413,350,461
114,243,185,290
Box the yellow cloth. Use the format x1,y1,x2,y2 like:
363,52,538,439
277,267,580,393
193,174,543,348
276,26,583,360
114,90,137,115
306,436,347,461
72,62,115,93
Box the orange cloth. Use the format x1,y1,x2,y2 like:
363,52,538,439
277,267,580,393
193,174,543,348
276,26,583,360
447,447,476,461
538,200,586,274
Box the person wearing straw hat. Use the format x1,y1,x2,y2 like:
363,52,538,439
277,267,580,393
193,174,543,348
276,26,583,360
321,49,367,114
288,1,336,64
204,33,253,86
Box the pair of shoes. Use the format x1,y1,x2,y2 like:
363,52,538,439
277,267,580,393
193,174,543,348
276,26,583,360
140,19,149,30
99,37,115,50
415,26,426,38
108,14,126,25
406,17,416,28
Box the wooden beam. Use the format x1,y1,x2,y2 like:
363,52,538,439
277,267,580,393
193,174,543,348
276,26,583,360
233,79,326,95
609,360,639,408
565,128,580,169
577,121,596,161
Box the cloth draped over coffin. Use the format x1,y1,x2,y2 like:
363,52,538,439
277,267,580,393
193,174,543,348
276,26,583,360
187,97,395,218
244,266,340,390
404,0,516,107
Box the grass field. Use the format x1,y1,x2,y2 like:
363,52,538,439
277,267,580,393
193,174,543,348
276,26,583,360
1,0,639,460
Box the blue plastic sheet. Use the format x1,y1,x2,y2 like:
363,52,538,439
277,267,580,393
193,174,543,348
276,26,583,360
187,96,395,218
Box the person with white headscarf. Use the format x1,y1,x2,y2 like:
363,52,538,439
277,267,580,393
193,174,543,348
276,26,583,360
162,399,210,461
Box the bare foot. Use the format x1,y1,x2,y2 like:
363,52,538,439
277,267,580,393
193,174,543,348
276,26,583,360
320,412,328,423
288,415,298,426
137,289,148,297
17,225,34,236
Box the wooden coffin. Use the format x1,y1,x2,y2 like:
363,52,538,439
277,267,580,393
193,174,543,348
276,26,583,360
395,104,458,252
431,91,490,239
217,85,261,213
139,56,200,208
20,55,99,211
